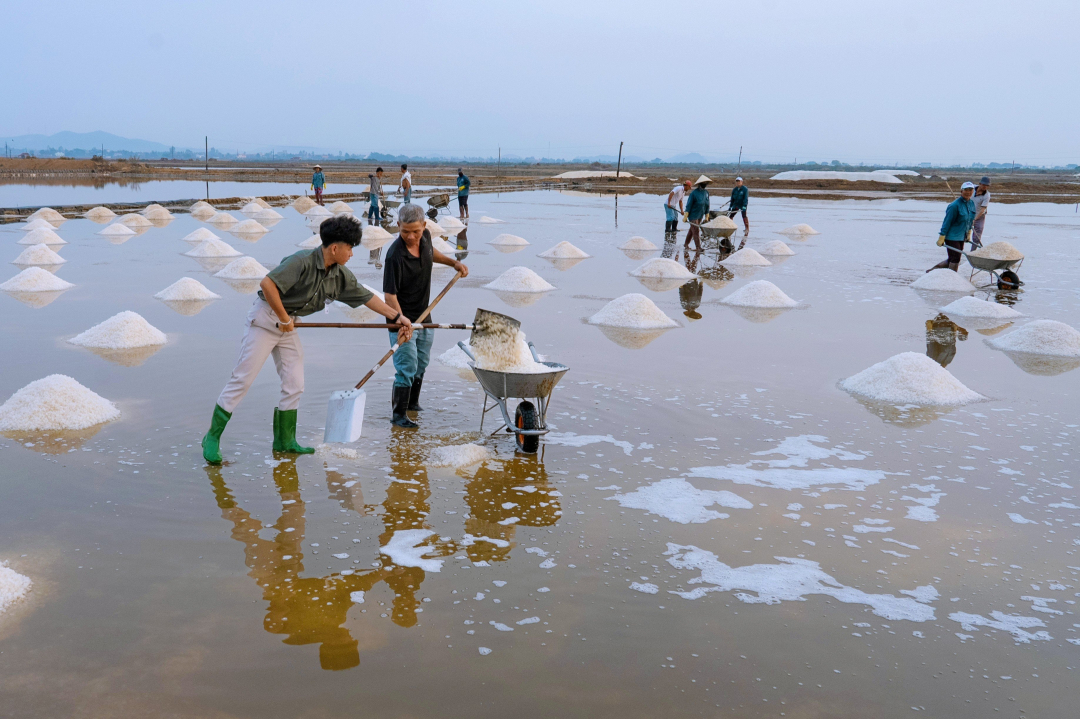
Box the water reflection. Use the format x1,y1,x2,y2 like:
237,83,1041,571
994,350,1080,377
3,289,69,308
679,250,703,320
462,456,561,562
925,314,968,368
3,426,105,454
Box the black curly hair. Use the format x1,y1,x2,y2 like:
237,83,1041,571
319,214,362,247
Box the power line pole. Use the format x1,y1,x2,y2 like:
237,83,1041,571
497,146,501,183
205,136,208,173
616,141,623,179
737,146,743,174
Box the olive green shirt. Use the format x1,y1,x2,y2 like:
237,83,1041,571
259,247,374,317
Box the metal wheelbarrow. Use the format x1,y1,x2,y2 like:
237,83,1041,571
426,193,455,219
456,340,569,453
963,252,1024,289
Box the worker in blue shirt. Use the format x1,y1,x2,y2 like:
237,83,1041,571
928,181,976,272
457,169,471,221
684,175,711,251
728,177,749,234
310,165,325,205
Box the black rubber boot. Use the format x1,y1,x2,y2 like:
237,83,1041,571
392,386,418,428
408,376,424,412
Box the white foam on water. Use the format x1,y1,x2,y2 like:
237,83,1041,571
154,277,221,301
538,241,591,259
13,244,65,266
619,236,658,251
1007,513,1038,524
69,311,167,349
184,238,242,257
315,444,359,460
214,257,269,280
608,479,752,524
0,562,32,615
483,267,555,293
629,582,659,594
0,374,120,431
940,295,1022,319
544,432,634,455
949,611,1051,643
720,248,772,267
350,590,365,604
588,293,679,329
380,529,443,572
840,352,984,406
630,258,695,279
986,320,1080,358
428,443,492,468
1,267,74,292
759,240,794,256
490,233,529,246
720,280,798,308
912,269,976,292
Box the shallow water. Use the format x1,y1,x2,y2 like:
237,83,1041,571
0,191,1078,717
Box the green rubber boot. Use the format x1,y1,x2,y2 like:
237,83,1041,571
201,404,232,464
274,408,314,455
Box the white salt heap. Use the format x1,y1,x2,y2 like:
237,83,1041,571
18,228,66,245
840,352,983,406
117,213,152,228
437,341,475,369
428,443,493,468
209,212,238,226
362,224,394,248
589,293,679,329
297,234,322,249
432,236,457,254
484,267,555,292
21,218,56,232
240,201,264,214
155,277,221,301
426,219,447,237
1,267,74,292
27,207,64,223
231,219,269,235
0,563,32,615
440,216,466,231
13,244,66,266
84,206,116,220
245,197,271,209
306,205,333,218
292,196,317,213
181,228,220,244
779,224,820,235
69,311,167,349
0,374,121,431
142,204,166,214
143,207,173,220
630,258,695,279
478,216,503,223
328,201,352,214
940,296,1022,319
253,207,283,221
214,257,269,280
315,443,359,460
721,248,772,267
189,201,214,213
538,241,591,259
471,329,551,373
703,215,737,230
720,280,798,308
912,269,976,292
986,320,1080,357
97,224,135,238
759,240,794,256
184,238,242,257
969,241,1023,262
619,236,658,251
333,284,384,322
490,234,529,246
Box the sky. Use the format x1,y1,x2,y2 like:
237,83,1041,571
3,0,1077,165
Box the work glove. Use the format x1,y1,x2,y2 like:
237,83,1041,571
936,235,946,247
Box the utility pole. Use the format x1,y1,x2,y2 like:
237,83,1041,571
737,146,743,173
205,136,208,173
616,141,623,179
497,146,501,183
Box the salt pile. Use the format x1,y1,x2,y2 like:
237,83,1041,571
589,294,679,329
0,374,121,431
69,311,167,349
292,196,317,213
490,234,529,246
253,207,283,221
440,216,466,232
117,213,152,228
84,206,116,220
214,257,269,280
912,269,976,292
431,236,457,254
328,201,353,214
703,215,737,230
630,258,695,279
231,219,269,235
840,352,983,406
181,227,220,243
484,267,555,293
155,277,221,301
538,241,591,259
13,244,66,266
721,248,772,267
18,228,66,245
478,216,503,224
184,238,242,257
306,205,333,218
969,241,1023,262
471,329,551,373
21,218,56,232
619,236,658,251
297,234,322,249
27,207,64,223
143,207,173,220
428,443,492,468
362,224,394,249
240,201,264,214
142,204,166,214
759,240,794,256
334,284,384,322
437,341,475,369
315,443,359,460
189,201,214,213
97,224,135,238
426,219,447,237
779,224,820,235
986,320,1080,357
245,197,271,209
940,296,1022,319
1,267,74,292
0,563,32,615
209,212,238,226
720,280,798,308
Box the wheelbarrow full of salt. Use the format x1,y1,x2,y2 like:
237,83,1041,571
963,251,1024,289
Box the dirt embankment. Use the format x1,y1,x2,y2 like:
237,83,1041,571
0,157,144,175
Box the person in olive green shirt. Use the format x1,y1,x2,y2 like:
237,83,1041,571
201,215,412,464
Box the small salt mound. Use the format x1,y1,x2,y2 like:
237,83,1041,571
362,224,394,249
840,352,983,406
21,218,56,232
334,284,384,322
478,216,503,223
0,374,120,431
619,236,658,251
940,296,1022,319
431,236,457,254
437,341,474,369
189,201,214,213
779,224,820,235
426,219,447,237
759,240,794,256
630,258,695,279
1,267,74,292
297,234,322,249
720,248,772,267
969,241,1023,262
253,207,283,221
13,244,65,266
440,216,465,230
84,206,116,220
306,205,333,218
246,197,271,209
428,443,492,468
118,213,152,228
18,228,66,245
538,241,591,259
328,201,353,214
155,277,221,301
240,201,264,214
987,320,1080,357
27,207,64,223
720,280,798,308
209,212,238,226
184,238,242,257
589,293,679,329
143,207,173,220
703,215,737,229
97,224,135,238
142,204,166,214
231,219,269,234
292,196,317,213
315,443,359,460
181,228,220,244
471,329,551,373
69,311,167,349
490,234,529,246
911,269,976,292
214,257,269,280
0,563,32,615
484,266,555,293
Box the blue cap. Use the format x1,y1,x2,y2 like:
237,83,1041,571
979,176,991,185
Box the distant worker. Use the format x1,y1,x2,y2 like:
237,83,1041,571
928,181,976,273
728,177,749,234
665,180,691,235
684,175,712,251
367,167,385,225
456,168,471,220
398,164,412,203
971,176,990,248
311,165,325,205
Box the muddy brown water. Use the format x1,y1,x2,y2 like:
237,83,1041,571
0,191,1078,717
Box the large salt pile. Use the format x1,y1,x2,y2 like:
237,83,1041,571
0,375,120,431
69,311,167,349
619,236,658,251
240,201,264,214
13,244,66,266
431,236,457,254
911,269,976,292
189,201,214,213
630,258,695,279
292,196,317,213
142,204,166,214
214,257,269,280
721,248,772,267
703,215,737,230
328,201,353,214
759,240,795,256
297,234,322,249
155,277,221,301
231,219,269,235
484,267,555,292
426,219,447,237
306,205,333,218
0,562,32,615
490,234,529,247
940,296,1022,319
97,224,135,238
779,224,820,235
181,227,220,244
362,224,394,249
478,216,503,223
184,238,242,257
26,207,65,224
117,213,152,228
720,280,798,308
1,267,74,292
589,294,679,329
21,218,56,232
143,207,173,221
969,241,1023,262
18,228,66,245
471,329,551,373
986,320,1080,357
245,197,271,210
538,241,591,259
840,352,983,406
84,206,116,221
209,211,238,226
253,207,283,221
440,216,466,233
428,443,493,468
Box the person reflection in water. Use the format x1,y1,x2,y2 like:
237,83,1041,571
925,313,968,367
462,456,562,563
679,248,703,320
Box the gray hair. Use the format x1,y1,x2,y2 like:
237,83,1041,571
397,204,426,225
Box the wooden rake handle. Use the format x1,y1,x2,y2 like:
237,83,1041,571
352,271,463,390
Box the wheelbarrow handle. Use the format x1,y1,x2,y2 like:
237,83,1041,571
290,322,474,329
456,340,476,361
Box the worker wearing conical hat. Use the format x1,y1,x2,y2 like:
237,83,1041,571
728,177,750,235
311,165,326,206
684,176,712,251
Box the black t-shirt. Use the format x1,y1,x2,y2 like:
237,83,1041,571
383,231,433,322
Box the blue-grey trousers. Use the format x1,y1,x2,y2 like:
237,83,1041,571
388,328,433,387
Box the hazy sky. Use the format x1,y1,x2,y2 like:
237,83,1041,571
3,0,1076,164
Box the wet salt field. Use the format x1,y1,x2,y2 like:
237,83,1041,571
0,189,1078,717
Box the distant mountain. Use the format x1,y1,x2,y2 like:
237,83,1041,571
4,131,174,153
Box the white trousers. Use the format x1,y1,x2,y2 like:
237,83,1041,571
216,299,304,413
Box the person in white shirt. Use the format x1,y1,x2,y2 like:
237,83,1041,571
398,164,412,203
972,176,990,249
665,180,691,235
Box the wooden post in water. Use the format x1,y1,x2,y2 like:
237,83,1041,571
205,137,208,173
737,146,742,174
616,141,623,179
497,146,501,184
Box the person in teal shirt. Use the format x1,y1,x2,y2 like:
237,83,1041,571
728,177,749,234
310,165,326,205
456,168,471,220
927,181,976,272
684,176,711,250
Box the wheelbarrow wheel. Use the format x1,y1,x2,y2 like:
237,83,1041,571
427,208,438,220
514,401,540,454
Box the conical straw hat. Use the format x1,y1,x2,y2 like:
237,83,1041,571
694,175,713,185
